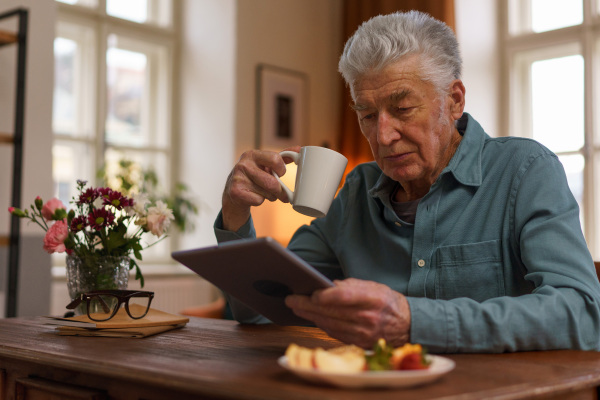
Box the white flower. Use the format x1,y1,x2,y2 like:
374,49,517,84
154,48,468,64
129,192,150,217
146,200,175,236
135,216,147,226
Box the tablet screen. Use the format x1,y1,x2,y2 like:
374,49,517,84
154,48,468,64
171,237,334,325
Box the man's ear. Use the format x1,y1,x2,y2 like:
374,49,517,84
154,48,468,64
449,79,466,120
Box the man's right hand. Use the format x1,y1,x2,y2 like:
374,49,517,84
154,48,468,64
221,147,300,231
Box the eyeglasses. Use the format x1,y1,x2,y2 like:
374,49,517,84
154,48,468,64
66,290,154,322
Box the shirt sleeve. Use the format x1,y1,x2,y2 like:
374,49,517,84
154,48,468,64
213,211,256,242
286,185,349,283
409,152,600,352
213,183,350,324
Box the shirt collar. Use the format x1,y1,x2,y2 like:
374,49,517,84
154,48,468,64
368,112,485,202
443,112,484,187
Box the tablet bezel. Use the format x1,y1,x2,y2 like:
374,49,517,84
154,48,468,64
171,237,334,325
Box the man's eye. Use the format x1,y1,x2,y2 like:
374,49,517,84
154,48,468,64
360,113,376,122
394,107,412,114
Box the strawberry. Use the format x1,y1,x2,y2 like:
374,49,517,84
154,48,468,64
399,352,429,370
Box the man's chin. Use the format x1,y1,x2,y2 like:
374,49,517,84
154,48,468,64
384,168,421,184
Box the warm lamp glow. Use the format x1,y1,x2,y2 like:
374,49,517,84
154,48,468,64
252,163,315,246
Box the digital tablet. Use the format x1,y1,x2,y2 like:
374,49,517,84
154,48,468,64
171,237,334,326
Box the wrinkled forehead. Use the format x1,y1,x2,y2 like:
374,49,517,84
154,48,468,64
349,55,427,101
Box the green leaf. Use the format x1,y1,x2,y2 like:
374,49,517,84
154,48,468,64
365,340,393,371
131,259,145,288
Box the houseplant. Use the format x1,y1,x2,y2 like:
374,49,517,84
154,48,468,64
99,159,199,233
8,180,174,309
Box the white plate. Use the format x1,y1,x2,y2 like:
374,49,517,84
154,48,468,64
278,355,455,389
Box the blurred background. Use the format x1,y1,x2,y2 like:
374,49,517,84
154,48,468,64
0,0,596,318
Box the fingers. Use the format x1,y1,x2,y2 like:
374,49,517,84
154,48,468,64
314,278,389,307
221,150,292,231
281,146,301,164
286,294,383,348
285,279,411,348
224,150,288,208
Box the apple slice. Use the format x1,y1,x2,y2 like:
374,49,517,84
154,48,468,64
314,348,366,373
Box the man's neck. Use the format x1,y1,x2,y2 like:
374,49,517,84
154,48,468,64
394,127,463,202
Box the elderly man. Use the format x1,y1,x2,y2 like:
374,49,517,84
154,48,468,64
215,11,600,353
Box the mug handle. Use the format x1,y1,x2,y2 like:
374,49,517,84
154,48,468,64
272,150,300,203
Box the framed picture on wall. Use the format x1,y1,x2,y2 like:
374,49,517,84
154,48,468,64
256,64,308,150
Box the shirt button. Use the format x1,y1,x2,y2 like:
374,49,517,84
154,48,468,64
417,259,426,267
395,221,402,227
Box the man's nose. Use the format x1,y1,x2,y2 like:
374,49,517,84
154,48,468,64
377,112,400,145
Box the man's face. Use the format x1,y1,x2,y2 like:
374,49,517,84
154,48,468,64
351,56,460,189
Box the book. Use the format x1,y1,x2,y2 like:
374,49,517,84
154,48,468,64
45,305,190,329
55,323,187,338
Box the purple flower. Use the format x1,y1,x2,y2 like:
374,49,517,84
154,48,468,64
102,190,130,210
70,216,87,232
87,208,115,230
79,188,99,204
97,187,113,199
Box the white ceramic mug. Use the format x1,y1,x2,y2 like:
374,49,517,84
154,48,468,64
272,146,348,218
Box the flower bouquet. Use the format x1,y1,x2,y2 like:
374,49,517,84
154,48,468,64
8,180,174,297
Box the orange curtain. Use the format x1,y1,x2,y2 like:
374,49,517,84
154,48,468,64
338,0,456,172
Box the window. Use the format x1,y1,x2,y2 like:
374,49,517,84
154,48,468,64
53,0,177,263
504,0,600,257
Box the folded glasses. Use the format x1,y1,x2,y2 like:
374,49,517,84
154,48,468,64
66,290,154,322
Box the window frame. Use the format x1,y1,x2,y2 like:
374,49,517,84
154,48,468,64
53,0,181,266
501,0,600,257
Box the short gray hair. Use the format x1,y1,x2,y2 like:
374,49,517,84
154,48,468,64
338,11,462,96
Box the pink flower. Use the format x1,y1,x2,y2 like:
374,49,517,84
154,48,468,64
43,220,69,254
146,201,174,236
41,198,66,221
8,207,14,213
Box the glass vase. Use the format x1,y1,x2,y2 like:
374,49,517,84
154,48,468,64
66,254,130,315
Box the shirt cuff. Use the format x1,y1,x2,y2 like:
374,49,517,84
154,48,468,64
406,296,455,353
214,210,256,242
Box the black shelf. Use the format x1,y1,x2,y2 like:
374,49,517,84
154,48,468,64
0,7,28,318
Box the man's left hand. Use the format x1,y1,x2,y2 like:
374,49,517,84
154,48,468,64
285,278,411,348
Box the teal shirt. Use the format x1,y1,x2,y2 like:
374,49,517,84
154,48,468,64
215,113,600,353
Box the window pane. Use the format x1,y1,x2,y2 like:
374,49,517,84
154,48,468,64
596,38,600,145
105,44,147,147
107,0,148,23
52,141,96,208
105,34,170,149
531,0,582,32
53,22,96,138
594,153,600,256
531,55,583,153
53,38,77,135
56,0,97,7
509,0,583,34
106,0,172,27
559,154,584,209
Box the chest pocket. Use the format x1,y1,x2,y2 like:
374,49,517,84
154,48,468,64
434,240,504,302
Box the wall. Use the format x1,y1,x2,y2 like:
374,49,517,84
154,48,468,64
177,0,344,247
0,0,55,317
178,0,237,252
0,0,501,316
455,0,500,137
234,0,344,244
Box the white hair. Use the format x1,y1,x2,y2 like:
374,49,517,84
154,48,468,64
338,11,462,96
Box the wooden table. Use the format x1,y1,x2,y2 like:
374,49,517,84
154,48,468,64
1,316,600,400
